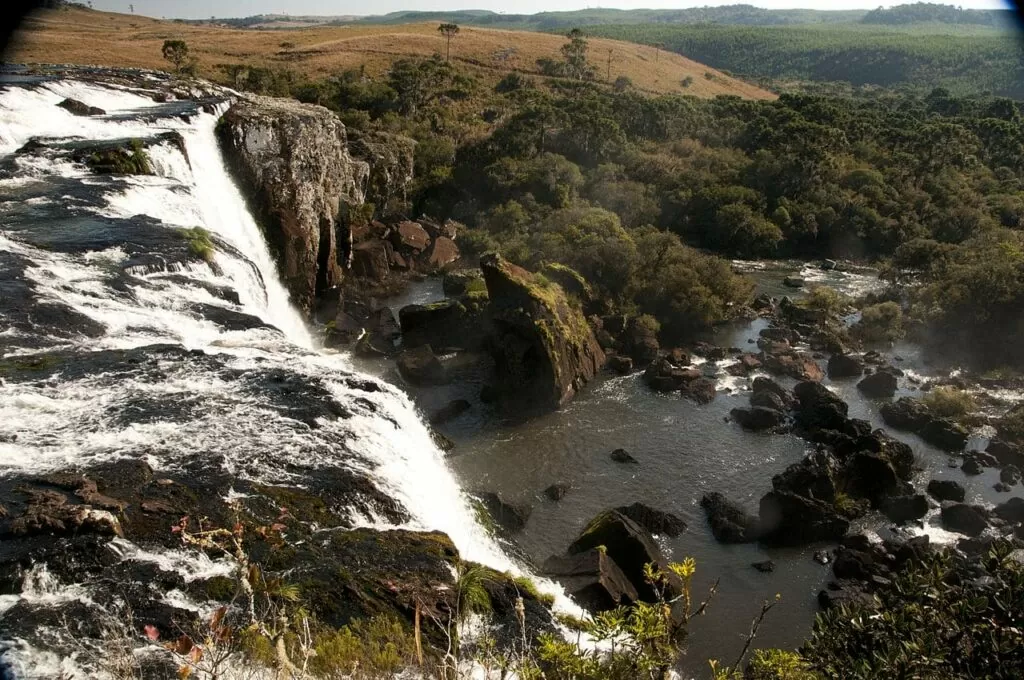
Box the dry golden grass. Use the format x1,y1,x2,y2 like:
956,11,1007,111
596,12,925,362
7,6,774,100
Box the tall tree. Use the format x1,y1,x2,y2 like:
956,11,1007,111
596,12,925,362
437,23,460,63
161,40,190,74
561,28,594,81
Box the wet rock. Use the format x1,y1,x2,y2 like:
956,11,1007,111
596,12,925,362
927,479,966,503
218,96,370,313
828,354,865,379
832,548,880,581
988,439,1024,469
544,483,570,502
751,560,776,573
818,582,872,610
476,492,531,534
940,503,990,537
606,354,634,375
701,492,761,544
615,503,686,538
772,452,838,503
783,276,805,288
396,345,444,385
993,497,1024,524
388,220,431,254
567,510,680,602
726,354,762,376
994,482,1013,493
442,270,483,297
731,406,786,432
644,359,701,392
610,448,638,465
424,236,459,270
793,381,849,433
1,488,122,539
814,551,832,565
880,494,929,524
680,377,717,405
350,238,392,281
750,390,789,412
57,97,106,116
759,327,797,343
429,399,471,425
920,419,969,452
857,371,898,399
693,342,728,361
1001,465,1022,486
846,451,912,506
620,317,660,365
752,377,795,408
399,300,467,349
481,254,605,410
759,491,849,546
665,348,691,367
962,457,984,476
762,352,825,382
880,397,931,431
543,549,638,612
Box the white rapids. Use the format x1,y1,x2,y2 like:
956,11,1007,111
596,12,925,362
0,77,574,677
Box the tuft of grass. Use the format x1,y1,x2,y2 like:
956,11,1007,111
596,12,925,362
509,573,556,606
179,226,216,262
922,386,977,420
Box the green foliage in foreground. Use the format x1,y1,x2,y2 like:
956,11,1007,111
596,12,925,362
585,23,1024,97
179,226,216,262
803,542,1024,679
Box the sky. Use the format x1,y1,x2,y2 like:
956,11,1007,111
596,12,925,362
88,0,1013,21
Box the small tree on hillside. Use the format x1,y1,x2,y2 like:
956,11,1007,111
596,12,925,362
561,28,595,81
161,39,190,74
437,23,460,63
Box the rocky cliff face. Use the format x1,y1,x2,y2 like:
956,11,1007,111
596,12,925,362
481,253,605,410
217,96,370,313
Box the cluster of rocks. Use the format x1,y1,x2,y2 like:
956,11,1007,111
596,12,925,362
641,349,718,404
707,379,921,546
542,505,687,613
349,216,461,283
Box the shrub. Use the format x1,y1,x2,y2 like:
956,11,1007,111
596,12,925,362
748,648,817,680
922,386,977,420
998,404,1024,443
852,301,904,344
801,286,849,317
682,76,695,88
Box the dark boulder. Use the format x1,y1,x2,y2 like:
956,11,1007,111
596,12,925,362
752,560,776,573
762,352,825,382
543,549,638,612
700,492,761,544
544,483,570,502
846,451,912,506
58,97,106,116
880,494,929,524
1001,465,1022,486
424,236,459,270
919,419,969,452
759,491,850,546
880,398,932,432
772,452,838,503
350,239,392,281
793,381,849,433
429,399,471,425
857,371,898,399
620,317,660,365
567,510,679,602
828,354,865,379
643,359,702,393
476,492,531,534
615,503,686,538
388,220,431,254
927,479,966,503
940,503,990,537
442,270,483,297
989,439,1024,469
396,345,444,385
751,390,790,412
818,582,872,610
482,254,605,410
731,407,786,432
752,377,795,409
610,448,638,465
607,355,634,375
681,377,717,405
994,497,1024,524
399,300,467,349
783,276,805,288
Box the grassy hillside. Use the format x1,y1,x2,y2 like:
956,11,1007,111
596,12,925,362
5,6,772,99
586,23,1024,97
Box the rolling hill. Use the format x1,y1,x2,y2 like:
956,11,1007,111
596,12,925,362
4,6,773,100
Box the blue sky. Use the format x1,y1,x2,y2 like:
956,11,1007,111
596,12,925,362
90,1,1014,21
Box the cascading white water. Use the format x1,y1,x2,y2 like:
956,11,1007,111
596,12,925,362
0,78,575,675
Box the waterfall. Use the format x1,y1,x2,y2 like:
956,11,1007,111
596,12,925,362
0,76,573,676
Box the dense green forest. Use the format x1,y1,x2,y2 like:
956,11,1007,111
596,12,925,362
227,34,1017,366
585,24,1024,97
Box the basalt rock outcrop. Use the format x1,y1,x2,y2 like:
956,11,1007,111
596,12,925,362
217,96,370,313
481,254,605,410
